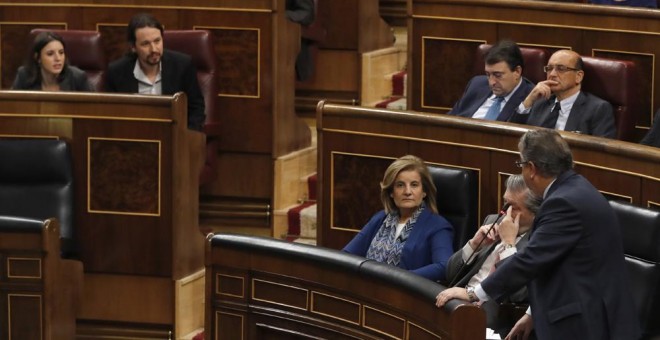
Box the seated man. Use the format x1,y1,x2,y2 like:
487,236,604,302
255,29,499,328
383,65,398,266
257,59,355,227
438,174,539,336
105,13,206,131
448,40,534,122
511,49,617,138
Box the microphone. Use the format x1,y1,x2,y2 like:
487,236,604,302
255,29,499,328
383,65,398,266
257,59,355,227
494,202,511,224
447,202,510,287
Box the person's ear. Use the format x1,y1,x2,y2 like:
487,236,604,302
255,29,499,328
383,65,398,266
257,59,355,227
514,65,522,77
528,161,537,178
575,69,584,85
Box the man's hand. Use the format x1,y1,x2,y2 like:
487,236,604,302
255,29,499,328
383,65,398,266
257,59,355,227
505,314,534,340
522,80,558,108
435,287,469,308
468,224,499,251
498,205,520,246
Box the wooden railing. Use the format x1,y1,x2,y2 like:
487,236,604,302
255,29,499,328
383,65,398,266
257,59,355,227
316,101,660,249
205,233,486,339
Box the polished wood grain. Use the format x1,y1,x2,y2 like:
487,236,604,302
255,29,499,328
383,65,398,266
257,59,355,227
317,102,660,249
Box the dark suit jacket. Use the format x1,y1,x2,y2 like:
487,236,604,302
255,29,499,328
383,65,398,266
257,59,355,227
512,91,617,139
640,108,660,147
105,49,206,131
448,76,534,122
481,170,640,340
12,65,93,92
342,208,454,281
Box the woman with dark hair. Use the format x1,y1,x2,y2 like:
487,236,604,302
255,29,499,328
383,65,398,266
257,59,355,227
12,31,92,91
342,155,455,281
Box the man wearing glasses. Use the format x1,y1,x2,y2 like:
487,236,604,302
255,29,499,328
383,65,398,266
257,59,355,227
511,49,616,138
436,129,640,340
448,40,534,122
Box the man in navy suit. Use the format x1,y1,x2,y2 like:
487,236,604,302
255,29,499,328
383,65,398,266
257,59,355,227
511,50,616,139
436,129,640,340
105,13,205,131
448,40,534,122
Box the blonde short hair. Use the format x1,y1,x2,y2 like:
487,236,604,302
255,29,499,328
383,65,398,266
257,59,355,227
379,155,438,215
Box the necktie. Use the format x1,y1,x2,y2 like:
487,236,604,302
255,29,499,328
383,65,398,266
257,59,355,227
488,243,502,275
542,101,561,129
484,96,504,120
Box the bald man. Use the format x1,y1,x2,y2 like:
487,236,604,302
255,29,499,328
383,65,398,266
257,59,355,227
511,50,616,139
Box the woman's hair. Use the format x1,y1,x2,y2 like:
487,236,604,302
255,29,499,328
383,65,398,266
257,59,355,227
22,31,69,88
379,155,438,214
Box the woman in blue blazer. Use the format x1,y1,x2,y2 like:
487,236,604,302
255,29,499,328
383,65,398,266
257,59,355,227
343,155,454,281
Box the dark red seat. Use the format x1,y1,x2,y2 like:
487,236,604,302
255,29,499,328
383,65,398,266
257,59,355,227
474,44,549,84
581,56,639,142
164,30,220,185
30,29,106,91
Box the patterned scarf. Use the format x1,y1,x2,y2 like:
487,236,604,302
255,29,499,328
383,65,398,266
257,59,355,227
365,204,424,268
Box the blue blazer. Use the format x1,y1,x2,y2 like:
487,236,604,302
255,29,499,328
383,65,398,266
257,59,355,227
342,208,454,281
481,170,640,339
512,91,617,139
448,75,534,122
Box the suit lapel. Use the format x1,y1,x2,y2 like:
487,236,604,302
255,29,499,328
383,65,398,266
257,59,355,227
497,79,529,122
160,50,174,95
564,92,586,132
466,92,491,118
530,98,555,126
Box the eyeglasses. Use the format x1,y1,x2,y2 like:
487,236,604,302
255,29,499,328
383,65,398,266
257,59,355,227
514,160,530,168
543,65,580,74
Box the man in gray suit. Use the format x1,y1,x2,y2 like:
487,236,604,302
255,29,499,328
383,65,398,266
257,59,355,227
439,174,539,336
511,50,617,138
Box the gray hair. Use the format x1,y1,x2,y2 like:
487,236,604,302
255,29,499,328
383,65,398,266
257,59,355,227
505,174,541,214
518,129,573,177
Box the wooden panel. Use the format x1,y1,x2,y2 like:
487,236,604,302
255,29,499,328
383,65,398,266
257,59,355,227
410,0,660,138
421,37,483,110
213,28,260,97
206,234,486,340
252,279,309,310
7,258,41,279
7,294,42,339
88,138,160,215
81,273,173,324
363,305,406,339
317,102,660,252
216,311,245,340
310,291,361,325
331,154,391,232
0,91,204,334
0,220,81,340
